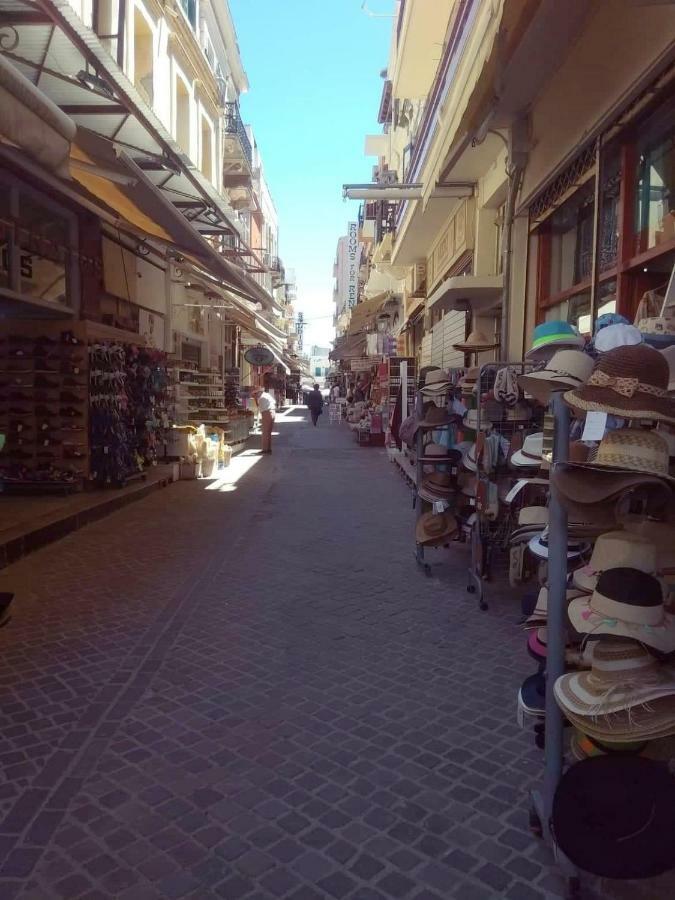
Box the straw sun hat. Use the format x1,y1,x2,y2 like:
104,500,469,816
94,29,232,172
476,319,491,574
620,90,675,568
565,344,675,425
567,567,675,654
571,530,657,593
452,328,497,354
415,511,458,546
517,350,593,404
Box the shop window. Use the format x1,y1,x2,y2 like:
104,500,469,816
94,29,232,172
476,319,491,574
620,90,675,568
599,150,620,271
545,280,617,336
635,101,675,255
0,179,76,307
546,180,595,297
175,76,190,156
134,10,154,107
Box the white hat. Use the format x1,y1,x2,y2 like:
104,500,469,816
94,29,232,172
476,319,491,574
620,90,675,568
463,409,492,431
510,432,544,468
595,323,642,353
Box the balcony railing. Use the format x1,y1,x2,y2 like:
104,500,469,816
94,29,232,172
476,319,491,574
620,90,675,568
223,102,252,168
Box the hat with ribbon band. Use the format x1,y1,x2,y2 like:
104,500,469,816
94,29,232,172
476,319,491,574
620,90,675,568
525,320,584,360
567,567,675,654
518,350,593,404
415,511,458,546
564,344,675,424
571,530,657,593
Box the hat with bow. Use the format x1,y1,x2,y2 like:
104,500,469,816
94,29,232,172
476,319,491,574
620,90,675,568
564,344,675,425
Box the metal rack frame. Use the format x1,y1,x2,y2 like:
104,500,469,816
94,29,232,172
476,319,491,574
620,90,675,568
466,361,543,610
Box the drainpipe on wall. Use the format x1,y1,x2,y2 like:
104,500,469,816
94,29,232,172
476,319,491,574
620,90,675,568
164,256,174,353
500,117,529,357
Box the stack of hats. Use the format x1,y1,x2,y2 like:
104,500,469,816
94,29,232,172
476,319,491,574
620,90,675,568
525,321,584,361
420,369,452,398
462,409,492,432
418,471,456,504
459,367,478,400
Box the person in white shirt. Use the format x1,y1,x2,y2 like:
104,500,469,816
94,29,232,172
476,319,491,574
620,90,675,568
252,387,276,454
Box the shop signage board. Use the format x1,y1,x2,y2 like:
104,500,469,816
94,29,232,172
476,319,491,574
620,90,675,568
244,346,275,367
347,221,360,308
351,357,378,371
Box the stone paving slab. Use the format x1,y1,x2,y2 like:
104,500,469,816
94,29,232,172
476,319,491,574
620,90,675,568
0,408,667,898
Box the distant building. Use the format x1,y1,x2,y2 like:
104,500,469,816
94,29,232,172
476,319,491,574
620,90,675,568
309,346,331,383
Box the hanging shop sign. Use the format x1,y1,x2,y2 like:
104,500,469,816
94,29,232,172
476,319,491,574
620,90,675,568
347,220,360,309
244,346,275,367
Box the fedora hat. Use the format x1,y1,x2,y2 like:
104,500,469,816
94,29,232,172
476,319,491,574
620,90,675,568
525,320,584,360
565,428,674,484
551,756,675,879
420,369,452,395
461,443,477,472
565,344,675,424
527,532,589,560
510,432,543,468
421,443,462,464
415,511,458,546
571,531,657,593
462,409,492,431
568,567,675,653
452,327,497,354
554,639,675,719
418,405,453,428
518,350,593,404
594,323,642,353
424,471,455,493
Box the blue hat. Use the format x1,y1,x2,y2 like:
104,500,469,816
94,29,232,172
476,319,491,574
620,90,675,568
594,312,630,335
526,320,584,359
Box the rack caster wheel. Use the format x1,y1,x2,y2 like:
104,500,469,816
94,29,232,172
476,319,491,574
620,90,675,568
566,877,581,899
528,806,543,837
467,585,476,594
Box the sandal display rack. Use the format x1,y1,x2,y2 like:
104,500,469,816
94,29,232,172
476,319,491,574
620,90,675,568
465,361,544,610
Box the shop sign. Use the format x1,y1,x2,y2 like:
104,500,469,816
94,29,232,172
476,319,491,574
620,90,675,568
244,346,274,367
347,221,360,309
351,357,376,372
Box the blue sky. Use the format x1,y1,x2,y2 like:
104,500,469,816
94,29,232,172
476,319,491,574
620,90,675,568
229,0,393,351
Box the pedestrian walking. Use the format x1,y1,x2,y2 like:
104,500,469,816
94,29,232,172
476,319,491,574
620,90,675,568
307,384,324,426
252,386,276,453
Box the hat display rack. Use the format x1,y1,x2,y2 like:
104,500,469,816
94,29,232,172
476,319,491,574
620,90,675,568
413,370,468,576
463,361,545,610
526,333,675,897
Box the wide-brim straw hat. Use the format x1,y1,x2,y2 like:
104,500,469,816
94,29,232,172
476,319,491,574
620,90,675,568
565,344,675,424
452,329,498,353
518,350,594,404
510,432,544,467
525,321,584,360
418,406,454,428
558,428,675,485
567,567,675,654
571,530,657,593
524,585,588,626
560,697,675,744
551,466,667,507
554,639,675,718
415,511,458,546
551,756,675,879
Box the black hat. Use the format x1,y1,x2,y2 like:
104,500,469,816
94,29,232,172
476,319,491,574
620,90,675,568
552,756,675,879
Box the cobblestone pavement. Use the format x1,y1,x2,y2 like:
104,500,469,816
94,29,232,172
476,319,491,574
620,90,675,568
0,408,633,899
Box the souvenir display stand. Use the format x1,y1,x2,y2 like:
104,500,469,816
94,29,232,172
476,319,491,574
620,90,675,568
464,361,543,610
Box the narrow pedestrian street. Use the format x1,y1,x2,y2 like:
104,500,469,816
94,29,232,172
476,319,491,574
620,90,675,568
0,411,562,900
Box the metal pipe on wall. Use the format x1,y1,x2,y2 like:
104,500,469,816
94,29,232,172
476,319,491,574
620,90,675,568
500,164,525,357
588,135,604,327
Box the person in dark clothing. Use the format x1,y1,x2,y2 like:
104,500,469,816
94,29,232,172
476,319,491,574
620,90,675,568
307,384,324,426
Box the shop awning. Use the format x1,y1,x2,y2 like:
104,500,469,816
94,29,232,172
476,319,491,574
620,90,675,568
346,292,392,335
427,275,503,313
0,52,75,177
330,333,368,360
0,0,277,311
